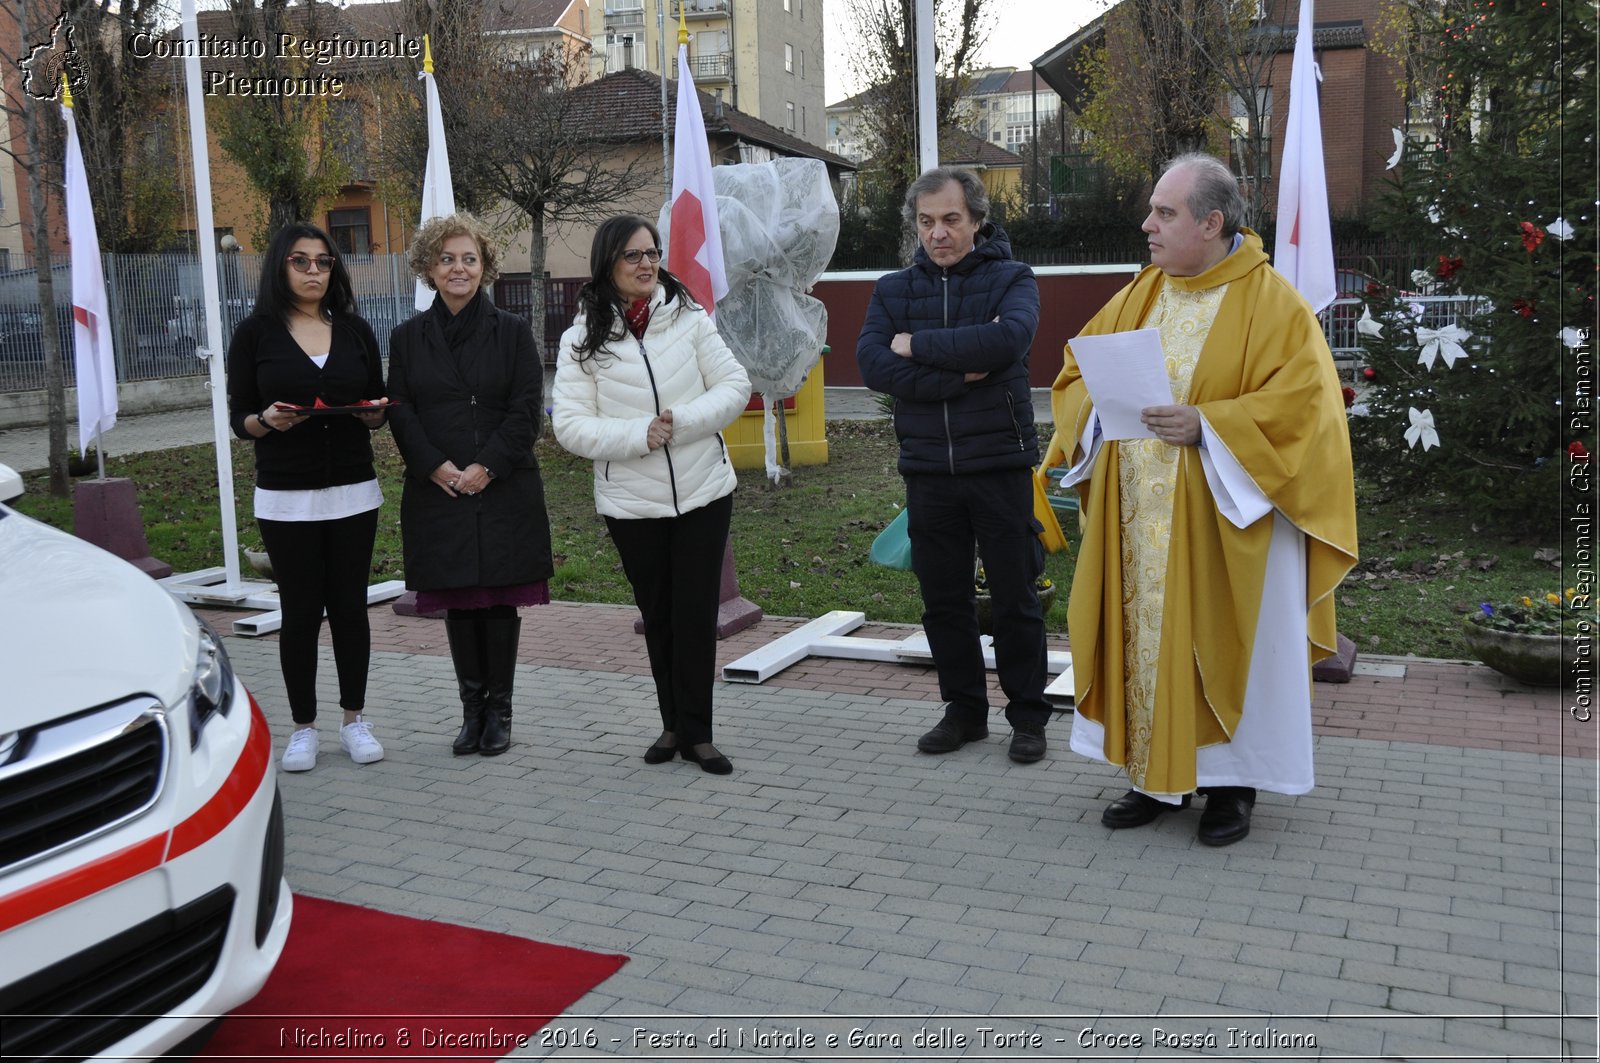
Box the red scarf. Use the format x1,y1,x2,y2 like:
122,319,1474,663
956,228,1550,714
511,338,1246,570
624,298,650,340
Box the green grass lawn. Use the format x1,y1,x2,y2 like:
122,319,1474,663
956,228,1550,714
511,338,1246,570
12,419,1558,659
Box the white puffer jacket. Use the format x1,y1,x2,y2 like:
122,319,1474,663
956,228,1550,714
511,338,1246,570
553,287,752,520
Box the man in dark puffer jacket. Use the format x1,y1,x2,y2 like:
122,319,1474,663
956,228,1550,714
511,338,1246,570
857,167,1053,765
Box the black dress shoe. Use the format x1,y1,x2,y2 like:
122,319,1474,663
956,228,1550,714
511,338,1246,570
917,719,988,754
643,742,677,764
1007,725,1047,764
1198,787,1256,846
1101,789,1191,829
682,743,733,775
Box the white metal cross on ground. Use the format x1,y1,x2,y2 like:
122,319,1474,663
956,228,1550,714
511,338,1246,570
721,609,1076,709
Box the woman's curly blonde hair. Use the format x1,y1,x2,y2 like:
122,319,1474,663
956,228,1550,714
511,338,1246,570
408,212,502,289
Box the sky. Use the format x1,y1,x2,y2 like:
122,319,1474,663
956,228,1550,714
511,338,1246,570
823,0,1108,105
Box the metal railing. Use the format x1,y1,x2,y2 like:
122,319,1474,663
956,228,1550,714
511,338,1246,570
1321,293,1489,370
688,53,732,80
0,253,574,396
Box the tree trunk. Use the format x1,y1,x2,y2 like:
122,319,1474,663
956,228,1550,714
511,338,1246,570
527,207,547,363
18,0,70,496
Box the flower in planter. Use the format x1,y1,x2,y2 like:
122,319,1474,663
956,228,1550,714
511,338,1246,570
1470,594,1578,637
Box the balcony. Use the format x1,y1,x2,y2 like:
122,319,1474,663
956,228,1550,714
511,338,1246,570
604,7,645,29
683,0,730,17
688,52,732,81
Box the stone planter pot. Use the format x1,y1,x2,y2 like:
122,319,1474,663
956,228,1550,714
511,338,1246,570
976,585,1057,636
1462,619,1564,687
243,548,274,580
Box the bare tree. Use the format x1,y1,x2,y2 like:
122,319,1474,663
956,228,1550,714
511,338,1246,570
213,0,351,245
373,13,650,355
840,0,997,258
1076,0,1232,190
4,0,68,493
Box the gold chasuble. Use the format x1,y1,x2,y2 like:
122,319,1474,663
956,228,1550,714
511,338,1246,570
1043,231,1358,796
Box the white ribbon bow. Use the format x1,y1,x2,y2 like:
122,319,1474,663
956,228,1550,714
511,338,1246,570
1386,128,1404,170
1356,305,1384,338
1405,407,1439,451
1416,324,1470,369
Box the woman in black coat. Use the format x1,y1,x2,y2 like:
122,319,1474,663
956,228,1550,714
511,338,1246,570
386,213,553,756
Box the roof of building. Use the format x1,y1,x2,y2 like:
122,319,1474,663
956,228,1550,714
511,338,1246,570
939,128,1024,168
568,67,857,170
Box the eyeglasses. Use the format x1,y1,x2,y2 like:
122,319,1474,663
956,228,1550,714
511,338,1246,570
286,253,336,273
620,248,663,265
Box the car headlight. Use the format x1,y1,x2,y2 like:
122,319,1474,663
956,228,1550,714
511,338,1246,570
188,618,236,749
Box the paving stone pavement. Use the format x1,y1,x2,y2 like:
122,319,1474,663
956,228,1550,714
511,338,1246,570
213,599,1598,1063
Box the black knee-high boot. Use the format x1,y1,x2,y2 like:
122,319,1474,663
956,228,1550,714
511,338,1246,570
445,616,488,756
478,616,521,756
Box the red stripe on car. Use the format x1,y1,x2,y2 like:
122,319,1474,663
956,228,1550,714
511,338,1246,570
0,692,271,933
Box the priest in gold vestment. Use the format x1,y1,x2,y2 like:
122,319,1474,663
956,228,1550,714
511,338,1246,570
1042,154,1358,846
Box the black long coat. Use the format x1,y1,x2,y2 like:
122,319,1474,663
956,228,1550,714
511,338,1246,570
386,297,553,592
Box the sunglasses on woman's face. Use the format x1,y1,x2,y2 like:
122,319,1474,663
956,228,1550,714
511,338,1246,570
620,248,662,265
286,253,336,273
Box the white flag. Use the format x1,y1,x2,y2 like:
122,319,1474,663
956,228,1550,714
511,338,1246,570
414,47,456,312
667,40,727,315
62,97,117,455
1273,0,1337,314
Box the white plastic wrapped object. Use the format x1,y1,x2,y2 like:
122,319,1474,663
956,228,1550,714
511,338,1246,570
661,157,839,399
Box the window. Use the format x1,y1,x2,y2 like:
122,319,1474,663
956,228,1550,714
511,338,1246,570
802,106,806,134
786,101,795,130
327,208,371,256
785,44,793,73
0,249,10,273
783,0,790,9
799,50,805,78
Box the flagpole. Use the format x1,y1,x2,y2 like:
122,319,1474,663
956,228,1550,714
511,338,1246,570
913,0,938,173
181,0,242,590
658,0,671,198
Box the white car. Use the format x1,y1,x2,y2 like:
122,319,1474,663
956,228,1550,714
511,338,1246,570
0,464,290,1060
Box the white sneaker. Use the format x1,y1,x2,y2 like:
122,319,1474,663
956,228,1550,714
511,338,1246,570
339,715,385,764
281,728,319,772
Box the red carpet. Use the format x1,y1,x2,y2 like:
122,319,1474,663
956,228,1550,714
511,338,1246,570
200,895,628,1060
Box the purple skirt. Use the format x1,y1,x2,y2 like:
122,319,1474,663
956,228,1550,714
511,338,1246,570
415,581,550,614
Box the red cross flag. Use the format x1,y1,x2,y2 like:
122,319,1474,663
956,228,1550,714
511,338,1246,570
668,17,727,316
1273,0,1336,314
61,75,117,454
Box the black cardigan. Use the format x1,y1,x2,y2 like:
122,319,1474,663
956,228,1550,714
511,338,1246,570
227,313,385,490
386,297,553,592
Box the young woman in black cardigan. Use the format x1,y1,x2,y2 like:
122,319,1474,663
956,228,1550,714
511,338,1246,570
228,222,389,773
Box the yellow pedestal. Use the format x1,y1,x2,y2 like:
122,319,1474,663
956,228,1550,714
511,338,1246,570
723,359,829,469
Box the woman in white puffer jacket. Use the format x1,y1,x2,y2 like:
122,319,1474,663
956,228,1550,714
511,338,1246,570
553,215,752,774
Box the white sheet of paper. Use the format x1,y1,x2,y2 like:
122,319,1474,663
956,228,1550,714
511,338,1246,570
1068,328,1174,440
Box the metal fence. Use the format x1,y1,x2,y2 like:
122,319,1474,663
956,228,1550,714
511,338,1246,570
0,253,550,395
0,248,1481,395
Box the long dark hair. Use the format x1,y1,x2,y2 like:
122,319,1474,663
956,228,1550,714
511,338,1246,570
253,222,358,322
571,215,698,364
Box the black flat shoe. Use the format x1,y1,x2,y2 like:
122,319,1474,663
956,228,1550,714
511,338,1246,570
643,742,677,764
1102,789,1190,829
681,743,732,775
1198,787,1256,846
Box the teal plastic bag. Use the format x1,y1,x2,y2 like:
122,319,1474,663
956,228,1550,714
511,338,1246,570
869,508,913,571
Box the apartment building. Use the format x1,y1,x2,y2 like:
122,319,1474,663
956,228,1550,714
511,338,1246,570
596,0,826,148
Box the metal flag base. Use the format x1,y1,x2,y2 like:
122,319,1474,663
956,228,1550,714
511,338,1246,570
160,568,406,636
721,610,1076,712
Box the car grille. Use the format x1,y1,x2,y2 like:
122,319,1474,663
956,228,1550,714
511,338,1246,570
0,698,168,872
0,886,234,1063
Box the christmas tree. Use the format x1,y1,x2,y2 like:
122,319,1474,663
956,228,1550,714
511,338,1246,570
1351,0,1596,533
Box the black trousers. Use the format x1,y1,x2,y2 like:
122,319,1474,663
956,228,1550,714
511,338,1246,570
257,508,379,725
605,493,733,746
905,469,1051,730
